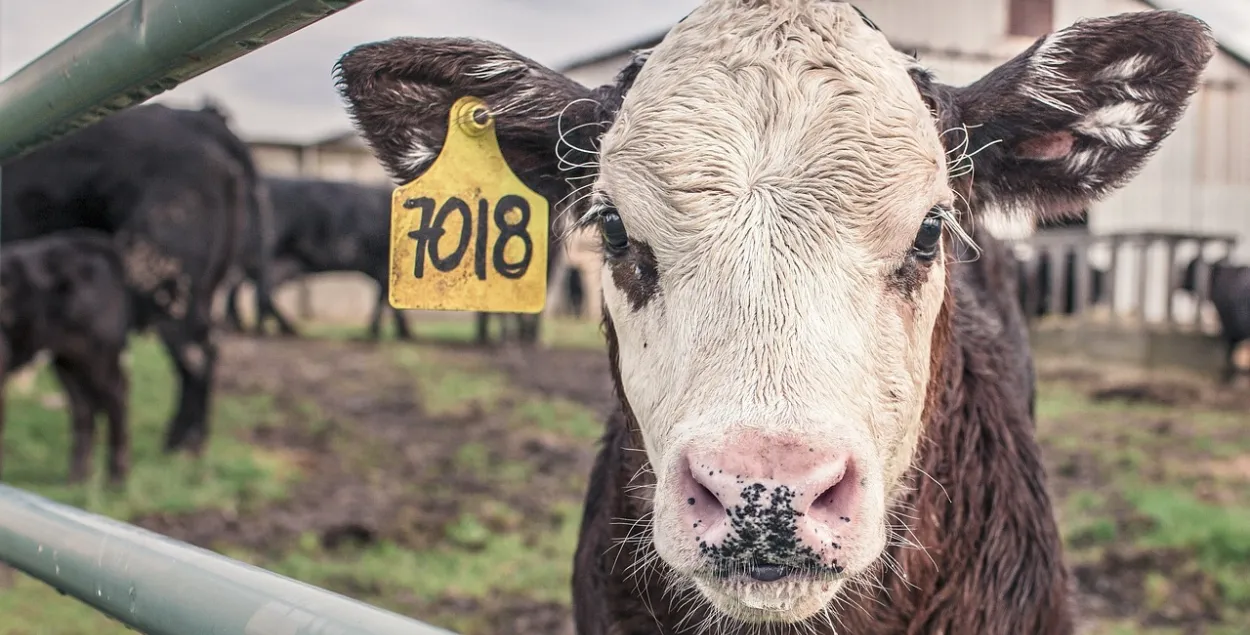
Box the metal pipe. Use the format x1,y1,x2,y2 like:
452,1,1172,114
0,484,457,635
0,0,367,161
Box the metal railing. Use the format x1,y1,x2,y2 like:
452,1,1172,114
0,485,454,635
1009,228,1238,332
0,1,462,633
0,0,365,161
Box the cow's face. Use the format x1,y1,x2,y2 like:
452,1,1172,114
336,1,1211,624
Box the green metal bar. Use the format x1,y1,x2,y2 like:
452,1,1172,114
0,0,367,162
0,484,457,635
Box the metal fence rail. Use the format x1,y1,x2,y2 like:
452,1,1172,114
0,0,366,162
0,485,455,635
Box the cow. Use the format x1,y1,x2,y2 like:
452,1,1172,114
177,106,294,337
334,2,1213,632
222,176,413,340
1181,256,1250,383
2,103,251,455
0,230,132,484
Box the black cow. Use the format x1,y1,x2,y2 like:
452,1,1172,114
1181,256,1250,382
1,103,253,454
223,176,412,340
0,230,132,484
180,106,293,337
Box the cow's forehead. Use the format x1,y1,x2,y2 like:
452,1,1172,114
598,0,947,236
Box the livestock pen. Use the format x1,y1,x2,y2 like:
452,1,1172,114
2,2,1250,635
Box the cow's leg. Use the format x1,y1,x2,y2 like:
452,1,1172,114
253,273,298,337
392,306,413,341
367,287,386,341
1222,339,1238,385
475,313,491,346
519,314,542,347
262,260,304,337
96,353,130,485
157,317,216,455
53,359,97,484
223,279,247,332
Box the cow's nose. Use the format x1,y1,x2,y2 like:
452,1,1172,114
679,438,862,570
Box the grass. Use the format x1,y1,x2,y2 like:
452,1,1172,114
0,334,302,634
1036,379,1250,632
1,335,298,519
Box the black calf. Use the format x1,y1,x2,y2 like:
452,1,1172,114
0,230,131,484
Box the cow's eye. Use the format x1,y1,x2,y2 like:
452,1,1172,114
599,206,629,256
912,208,944,261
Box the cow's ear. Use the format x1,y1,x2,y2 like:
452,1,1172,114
942,11,1214,219
334,37,603,199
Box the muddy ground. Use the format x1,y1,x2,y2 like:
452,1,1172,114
132,333,1249,634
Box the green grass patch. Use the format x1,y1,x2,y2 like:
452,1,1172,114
512,397,602,441
0,571,130,635
253,501,584,622
0,334,309,635
2,336,299,520
391,347,509,417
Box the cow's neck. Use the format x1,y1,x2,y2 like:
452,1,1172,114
575,245,1074,634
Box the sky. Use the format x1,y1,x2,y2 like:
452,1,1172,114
1145,0,1250,63
0,0,699,143
0,0,1245,144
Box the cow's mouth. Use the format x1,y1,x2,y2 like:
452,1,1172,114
691,565,847,623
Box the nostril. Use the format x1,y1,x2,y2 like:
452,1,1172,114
689,479,718,508
747,564,792,582
809,459,856,521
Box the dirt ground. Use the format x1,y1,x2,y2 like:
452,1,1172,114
127,333,1249,634
133,333,613,633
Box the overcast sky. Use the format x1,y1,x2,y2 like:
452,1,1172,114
0,0,699,143
1,0,1246,144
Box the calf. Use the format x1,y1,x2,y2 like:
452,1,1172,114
2,103,250,454
1182,257,1250,382
0,230,131,484
224,176,412,340
336,3,1211,632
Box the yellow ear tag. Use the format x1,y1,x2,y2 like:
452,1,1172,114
388,96,548,313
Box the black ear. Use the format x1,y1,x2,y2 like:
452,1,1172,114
334,38,610,206
932,11,1215,219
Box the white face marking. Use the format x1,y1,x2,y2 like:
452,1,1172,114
594,0,952,623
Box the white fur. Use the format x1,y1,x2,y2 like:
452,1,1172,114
1074,102,1153,148
1095,54,1152,81
398,141,436,175
465,55,529,80
1022,31,1082,114
595,0,950,623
